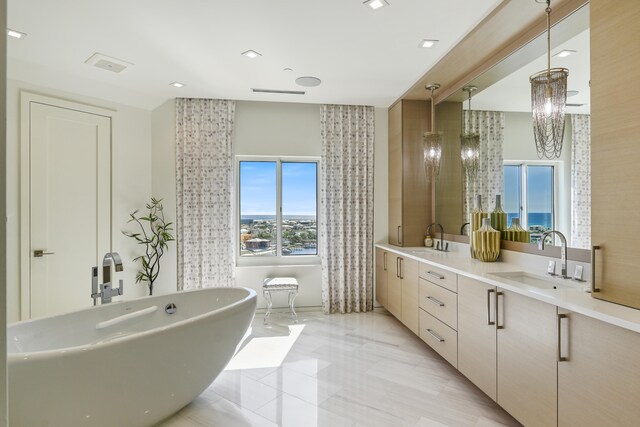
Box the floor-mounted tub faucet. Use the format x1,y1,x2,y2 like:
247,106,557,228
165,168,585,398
92,252,124,305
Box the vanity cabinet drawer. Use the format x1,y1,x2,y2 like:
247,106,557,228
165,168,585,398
419,264,457,292
419,309,458,368
419,278,458,330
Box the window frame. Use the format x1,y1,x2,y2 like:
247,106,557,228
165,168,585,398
236,155,321,267
504,160,559,243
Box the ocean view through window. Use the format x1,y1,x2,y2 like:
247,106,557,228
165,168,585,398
239,160,318,257
504,163,555,244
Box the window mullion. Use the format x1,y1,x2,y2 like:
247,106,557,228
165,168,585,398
276,159,282,257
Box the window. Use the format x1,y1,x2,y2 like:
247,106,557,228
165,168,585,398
238,159,318,258
503,163,555,244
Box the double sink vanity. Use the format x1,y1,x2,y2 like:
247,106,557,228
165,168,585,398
375,243,640,427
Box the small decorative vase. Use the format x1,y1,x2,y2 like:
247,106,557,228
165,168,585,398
424,235,433,247
470,195,488,259
472,218,501,262
502,218,531,243
491,195,508,232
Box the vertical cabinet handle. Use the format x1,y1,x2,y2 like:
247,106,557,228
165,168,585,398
496,291,504,329
558,313,568,362
396,257,400,278
399,258,404,279
383,252,387,271
397,226,402,245
591,245,601,293
487,288,496,325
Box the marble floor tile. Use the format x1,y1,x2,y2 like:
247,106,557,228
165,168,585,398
160,310,521,427
255,393,355,427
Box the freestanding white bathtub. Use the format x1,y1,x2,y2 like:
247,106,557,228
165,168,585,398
8,287,257,427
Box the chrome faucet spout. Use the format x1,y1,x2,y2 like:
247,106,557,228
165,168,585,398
102,252,123,285
539,230,568,278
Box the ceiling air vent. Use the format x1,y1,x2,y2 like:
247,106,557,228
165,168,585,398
252,88,306,95
85,53,134,73
566,103,585,107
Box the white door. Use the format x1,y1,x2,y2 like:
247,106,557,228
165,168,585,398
25,96,112,319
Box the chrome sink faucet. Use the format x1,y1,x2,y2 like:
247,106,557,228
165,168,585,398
539,230,568,279
427,223,448,252
92,252,124,305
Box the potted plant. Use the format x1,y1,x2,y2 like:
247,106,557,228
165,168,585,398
123,198,174,295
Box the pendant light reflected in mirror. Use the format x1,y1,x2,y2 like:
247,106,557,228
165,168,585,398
423,83,443,181
530,0,569,159
460,85,480,180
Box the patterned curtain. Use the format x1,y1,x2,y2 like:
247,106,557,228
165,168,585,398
570,114,591,249
175,98,235,289
319,105,375,314
463,110,505,220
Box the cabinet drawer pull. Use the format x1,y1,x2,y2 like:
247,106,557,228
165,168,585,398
487,288,495,325
426,296,445,307
426,271,445,280
558,313,568,362
496,291,504,329
426,328,445,342
591,245,600,293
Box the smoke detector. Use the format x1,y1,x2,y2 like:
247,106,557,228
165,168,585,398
84,53,134,73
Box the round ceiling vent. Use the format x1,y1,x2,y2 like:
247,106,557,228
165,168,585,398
295,76,321,87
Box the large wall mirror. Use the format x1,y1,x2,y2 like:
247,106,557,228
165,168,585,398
435,3,590,251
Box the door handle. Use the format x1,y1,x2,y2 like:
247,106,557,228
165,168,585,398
487,288,495,325
383,252,387,271
496,291,504,329
399,258,404,279
558,313,568,362
591,245,600,293
396,257,400,278
397,226,402,245
34,249,55,257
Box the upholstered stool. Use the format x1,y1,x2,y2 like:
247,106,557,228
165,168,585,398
263,277,299,323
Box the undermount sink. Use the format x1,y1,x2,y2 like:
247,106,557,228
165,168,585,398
488,271,577,290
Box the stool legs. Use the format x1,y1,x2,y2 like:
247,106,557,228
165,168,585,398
288,289,298,323
263,290,273,323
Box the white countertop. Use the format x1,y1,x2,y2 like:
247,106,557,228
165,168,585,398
376,243,640,334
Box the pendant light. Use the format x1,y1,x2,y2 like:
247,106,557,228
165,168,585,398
529,0,569,159
423,83,443,180
460,86,480,179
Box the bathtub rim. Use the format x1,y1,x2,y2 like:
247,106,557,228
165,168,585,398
8,286,257,360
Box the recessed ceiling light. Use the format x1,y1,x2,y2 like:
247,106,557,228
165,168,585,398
295,76,322,87
364,0,388,10
567,90,579,98
242,50,262,59
419,39,439,48
554,49,576,58
7,29,26,39
170,82,186,88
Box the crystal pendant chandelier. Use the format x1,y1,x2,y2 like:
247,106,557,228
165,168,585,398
529,0,569,159
460,86,480,179
423,83,443,180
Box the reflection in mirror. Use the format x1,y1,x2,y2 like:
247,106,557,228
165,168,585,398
435,3,590,250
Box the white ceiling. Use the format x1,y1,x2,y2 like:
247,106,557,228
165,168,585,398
470,28,590,114
7,0,503,111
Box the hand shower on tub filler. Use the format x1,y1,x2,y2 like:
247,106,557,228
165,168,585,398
91,252,124,305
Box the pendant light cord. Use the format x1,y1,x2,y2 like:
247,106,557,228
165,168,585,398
431,87,436,131
546,0,551,76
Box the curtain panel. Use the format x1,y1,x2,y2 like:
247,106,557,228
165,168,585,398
571,114,591,249
175,98,235,290
320,104,375,314
463,110,505,219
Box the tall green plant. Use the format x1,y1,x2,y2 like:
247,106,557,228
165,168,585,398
123,198,174,295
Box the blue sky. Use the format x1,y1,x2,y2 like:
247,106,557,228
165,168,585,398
240,161,317,216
